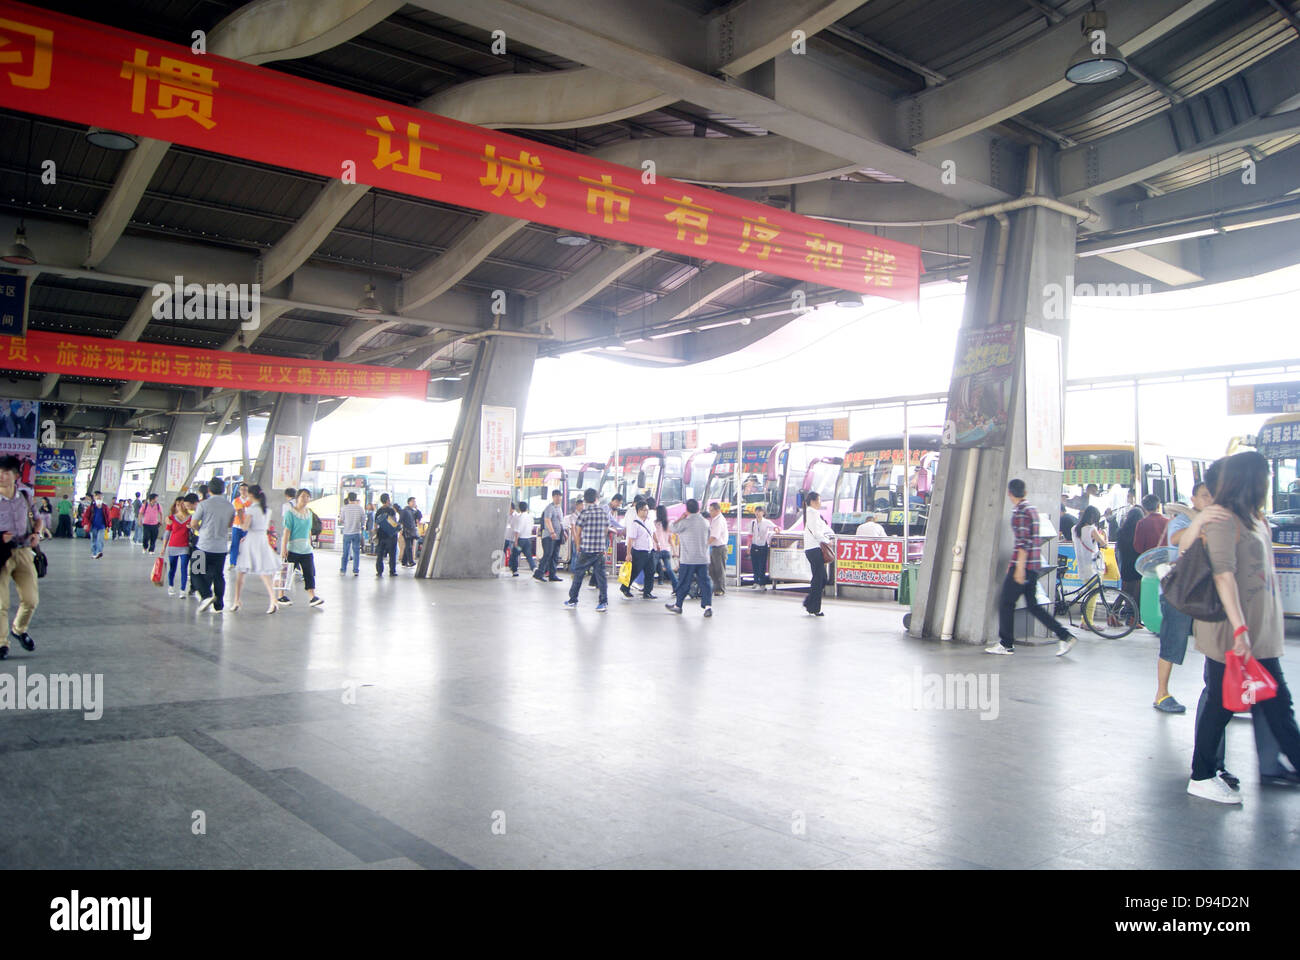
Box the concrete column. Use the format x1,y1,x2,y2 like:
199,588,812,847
88,427,133,499
147,413,205,505
422,335,537,578
909,201,1076,644
250,393,319,497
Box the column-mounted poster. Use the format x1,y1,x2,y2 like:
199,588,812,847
478,405,515,497
272,434,303,489
1024,328,1063,471
942,325,1016,448
163,452,187,493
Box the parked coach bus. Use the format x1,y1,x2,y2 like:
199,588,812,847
597,448,688,511
697,439,844,576
1062,443,1211,513
515,463,569,526
831,436,941,537
1258,413,1300,545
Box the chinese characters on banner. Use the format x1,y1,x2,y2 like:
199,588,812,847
478,405,515,497
1023,328,1062,471
0,331,428,400
943,324,1016,449
835,536,905,587
271,434,302,489
0,2,920,299
163,452,188,493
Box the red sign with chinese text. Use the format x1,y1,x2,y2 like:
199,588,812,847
0,331,428,399
835,536,904,587
0,2,919,299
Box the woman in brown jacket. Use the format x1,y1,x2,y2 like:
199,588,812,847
1182,451,1300,804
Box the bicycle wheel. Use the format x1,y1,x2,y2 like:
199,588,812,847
1082,587,1138,639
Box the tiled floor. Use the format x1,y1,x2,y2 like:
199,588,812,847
2,537,1297,869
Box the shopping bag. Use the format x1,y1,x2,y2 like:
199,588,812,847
617,560,632,587
272,562,292,591
1223,651,1278,712
150,556,165,586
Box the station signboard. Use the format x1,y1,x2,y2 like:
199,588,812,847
1228,382,1300,415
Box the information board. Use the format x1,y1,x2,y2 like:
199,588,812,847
835,536,904,587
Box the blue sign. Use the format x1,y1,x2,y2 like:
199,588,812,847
1274,525,1300,547
0,275,28,337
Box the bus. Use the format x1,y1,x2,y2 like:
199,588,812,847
684,447,716,502
831,436,941,537
515,463,569,524
699,439,845,574
567,460,607,500
1062,444,1211,513
1258,413,1300,544
597,448,690,510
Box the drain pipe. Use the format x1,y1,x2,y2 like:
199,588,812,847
939,209,1009,641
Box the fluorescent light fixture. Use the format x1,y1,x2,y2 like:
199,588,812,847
1065,11,1128,85
834,296,864,308
1220,211,1300,232
555,234,590,246
649,328,691,339
1078,228,1217,258
605,344,627,351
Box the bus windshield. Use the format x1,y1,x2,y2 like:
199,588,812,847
706,446,775,514
517,468,563,518
599,456,663,504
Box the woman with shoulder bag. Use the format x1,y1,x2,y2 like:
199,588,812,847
231,485,282,614
653,504,678,594
1182,451,1300,804
801,491,834,618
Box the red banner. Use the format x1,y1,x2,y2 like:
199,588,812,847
0,2,919,299
0,331,428,399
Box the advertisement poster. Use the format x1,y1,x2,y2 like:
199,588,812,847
835,536,904,587
480,405,516,487
162,452,187,493
34,447,77,500
549,438,587,457
943,325,1015,448
1024,327,1063,471
272,434,303,489
0,398,38,461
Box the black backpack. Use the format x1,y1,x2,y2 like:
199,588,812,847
310,510,322,537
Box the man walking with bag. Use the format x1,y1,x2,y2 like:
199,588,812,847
190,476,235,613
564,488,611,612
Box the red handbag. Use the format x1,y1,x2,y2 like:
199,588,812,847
1223,651,1278,712
150,556,164,586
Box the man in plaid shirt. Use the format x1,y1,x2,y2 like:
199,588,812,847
565,488,611,611
987,478,1075,656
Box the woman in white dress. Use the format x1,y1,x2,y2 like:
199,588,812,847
231,485,281,614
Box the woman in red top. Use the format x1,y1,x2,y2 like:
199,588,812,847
164,498,192,597
108,501,122,539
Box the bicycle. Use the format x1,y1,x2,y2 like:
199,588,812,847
1046,555,1138,639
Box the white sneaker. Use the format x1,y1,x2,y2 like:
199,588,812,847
1056,635,1076,657
166,587,174,597
984,643,1014,655
1187,776,1242,805
197,597,214,612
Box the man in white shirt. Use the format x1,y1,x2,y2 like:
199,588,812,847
621,499,658,600
707,501,729,597
749,505,777,591
856,513,887,538
512,501,537,576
